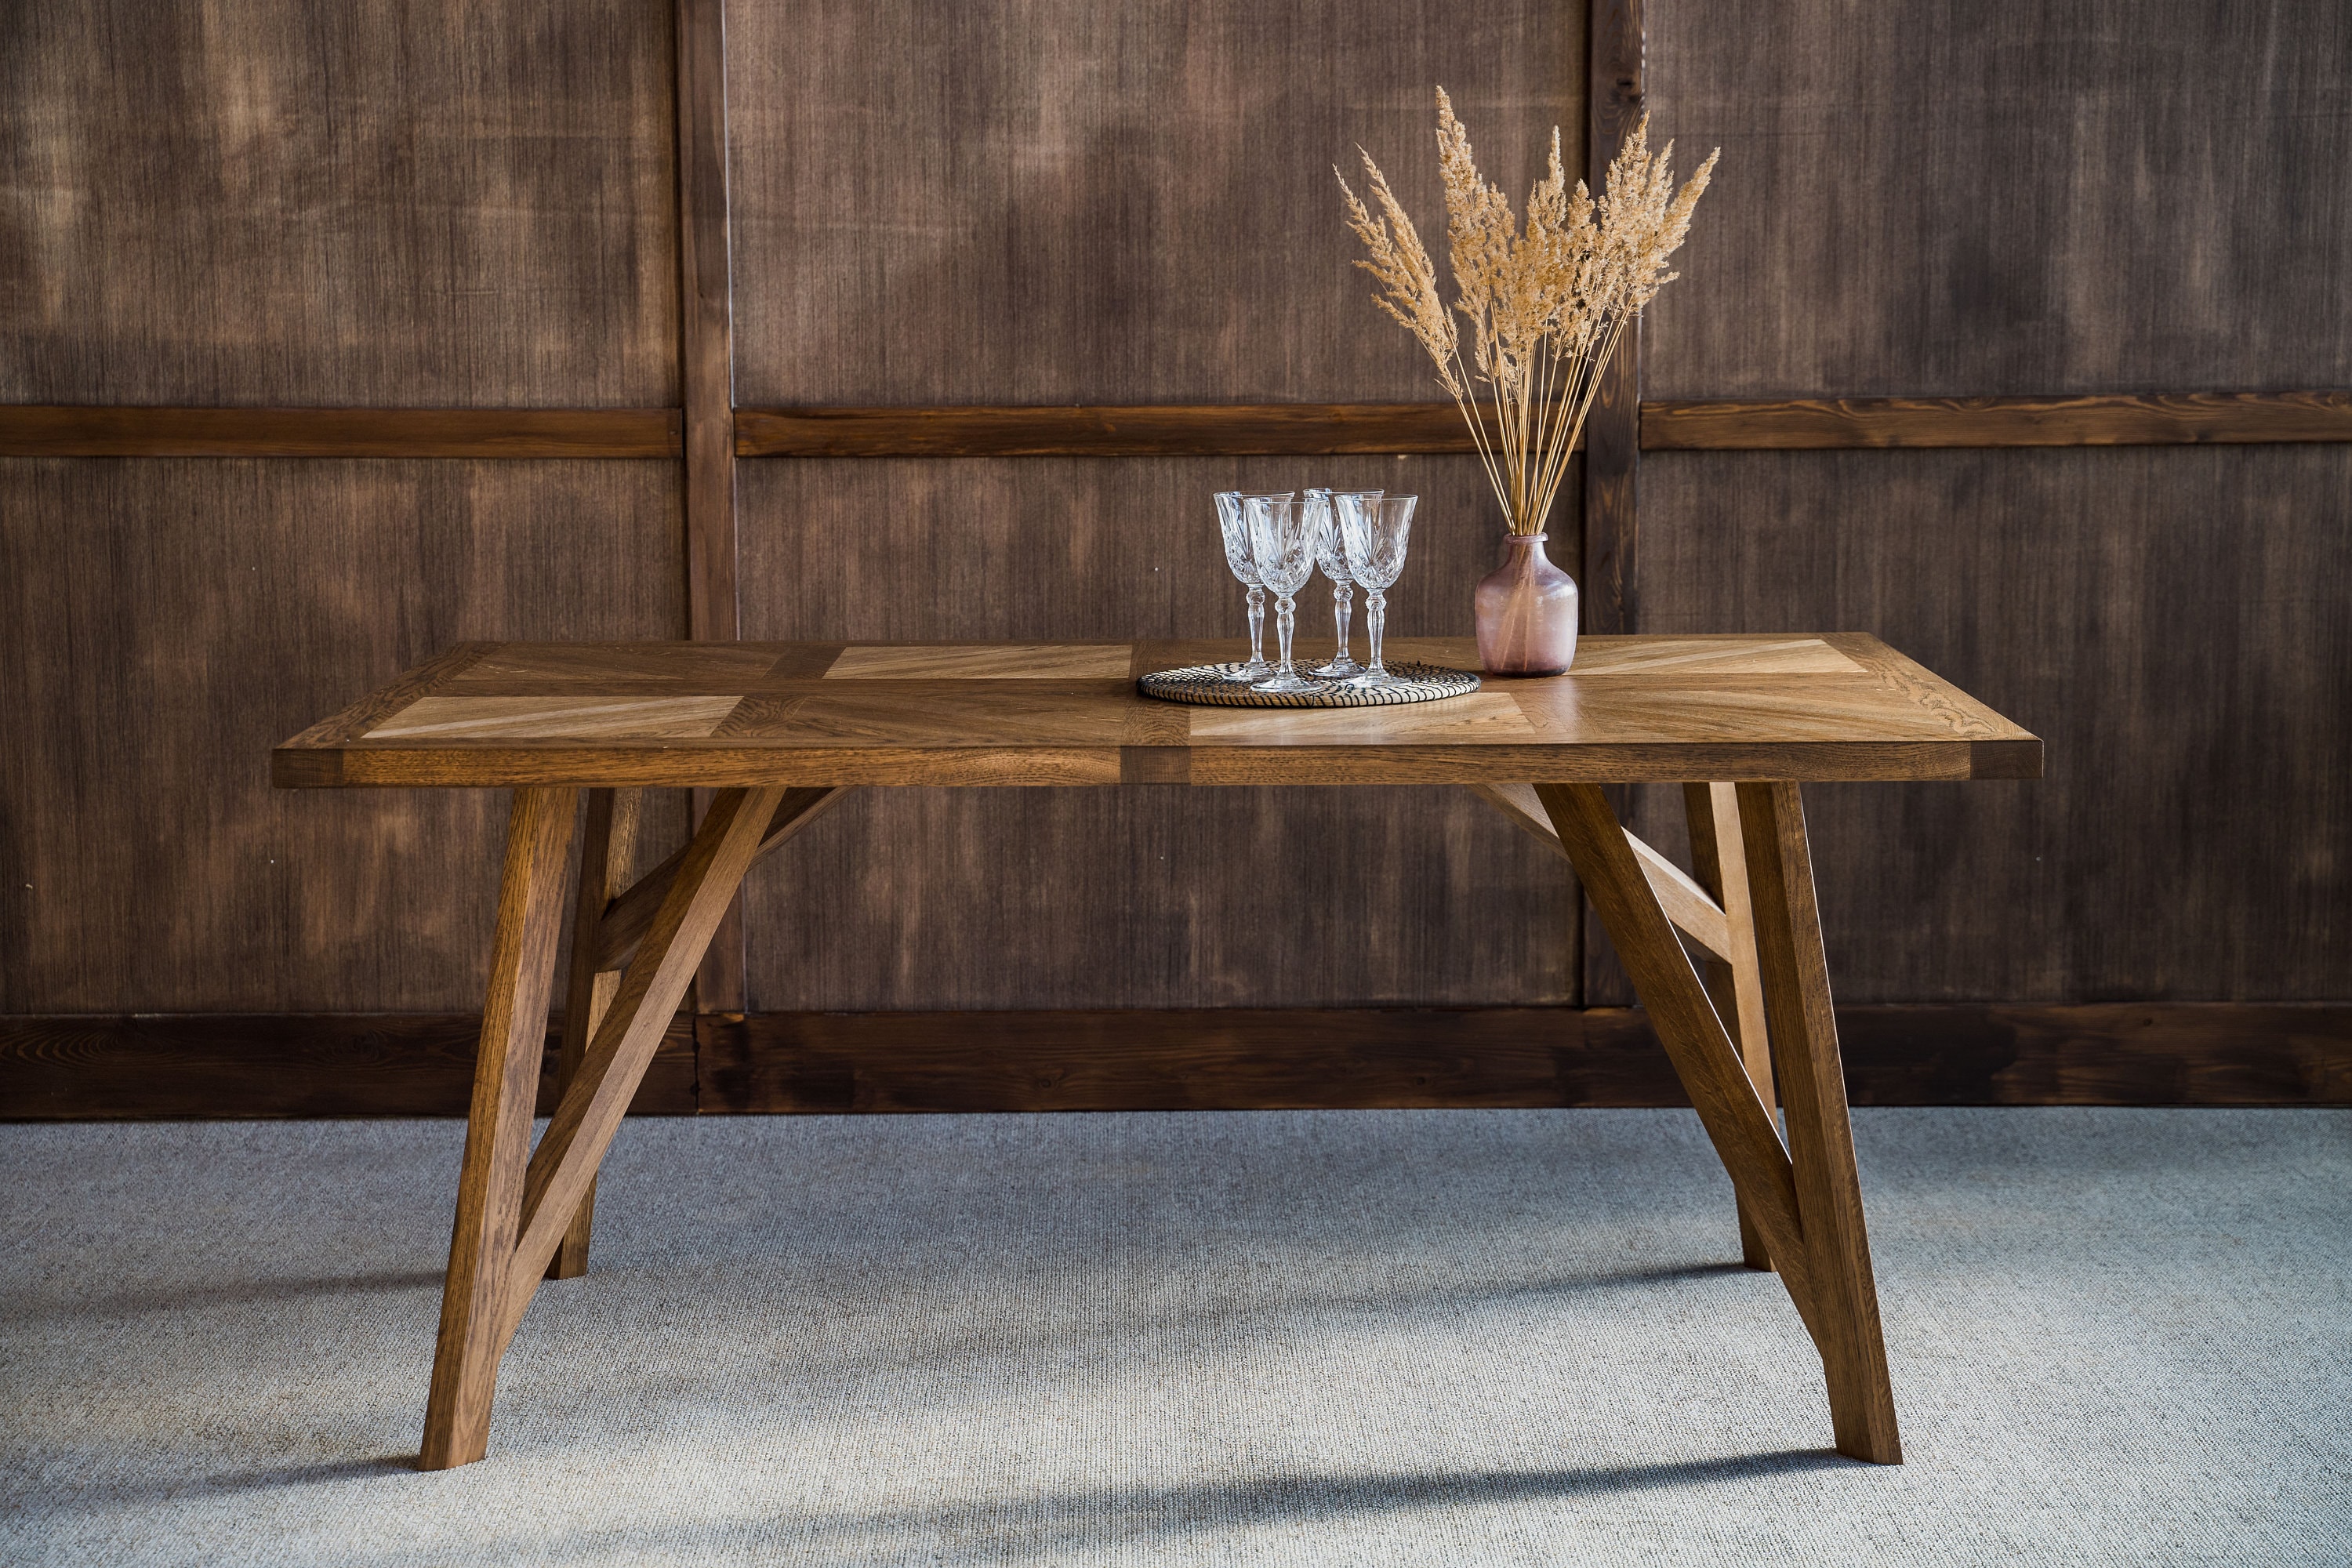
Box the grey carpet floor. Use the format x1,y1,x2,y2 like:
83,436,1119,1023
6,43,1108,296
2,1109,2346,1566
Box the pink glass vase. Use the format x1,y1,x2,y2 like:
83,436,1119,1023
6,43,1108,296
1474,532,1579,676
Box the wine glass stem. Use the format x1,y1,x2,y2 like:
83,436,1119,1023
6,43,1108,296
1274,593,1298,678
1246,585,1266,665
1364,590,1387,677
1332,580,1353,659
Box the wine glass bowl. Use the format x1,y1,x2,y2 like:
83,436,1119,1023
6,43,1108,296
1308,487,1367,678
1335,492,1417,688
1214,490,1286,681
1243,495,1325,694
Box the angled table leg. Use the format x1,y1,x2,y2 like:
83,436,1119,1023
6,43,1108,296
1684,782,1778,1272
1536,781,1900,1464
1737,781,1903,1462
420,786,578,1469
546,788,641,1281
419,783,792,1470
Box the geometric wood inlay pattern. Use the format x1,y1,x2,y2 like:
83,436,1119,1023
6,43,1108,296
368,695,742,739
1569,637,1864,677
824,643,1133,680
1188,689,1536,743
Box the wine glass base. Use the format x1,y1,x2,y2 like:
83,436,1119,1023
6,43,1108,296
1338,670,1409,691
1250,673,1324,695
1220,661,1275,683
1308,656,1365,677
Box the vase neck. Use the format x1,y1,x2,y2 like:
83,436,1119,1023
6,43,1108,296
1494,528,1566,583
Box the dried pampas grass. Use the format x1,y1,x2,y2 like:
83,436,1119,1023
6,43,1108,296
1338,89,1717,535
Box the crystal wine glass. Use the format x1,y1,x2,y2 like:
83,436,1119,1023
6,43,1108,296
1244,494,1323,694
1308,487,1368,677
1214,490,1287,681
1335,492,1417,688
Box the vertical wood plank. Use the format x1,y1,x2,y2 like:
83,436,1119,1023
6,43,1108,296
676,0,746,1011
677,0,739,638
547,789,643,1280
1737,780,1903,1463
419,786,577,1471
1583,0,1644,635
1581,0,1646,1008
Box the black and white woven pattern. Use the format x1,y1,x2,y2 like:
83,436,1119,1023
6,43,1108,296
1138,661,1481,708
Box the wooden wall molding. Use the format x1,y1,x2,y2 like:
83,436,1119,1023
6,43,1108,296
6,396,2342,462
0,405,681,458
5,1004,2343,1119
1641,391,2352,449
734,395,2352,457
732,402,1481,457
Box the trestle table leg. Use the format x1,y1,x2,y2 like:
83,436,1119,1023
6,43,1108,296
1736,781,1903,1463
1536,780,1901,1464
419,786,578,1470
419,784,788,1470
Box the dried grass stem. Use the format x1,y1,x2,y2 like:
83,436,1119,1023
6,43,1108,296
1338,92,1716,535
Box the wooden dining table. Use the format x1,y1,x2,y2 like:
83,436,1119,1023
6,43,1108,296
274,633,2039,1470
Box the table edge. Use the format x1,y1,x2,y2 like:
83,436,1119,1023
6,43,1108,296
272,735,2044,788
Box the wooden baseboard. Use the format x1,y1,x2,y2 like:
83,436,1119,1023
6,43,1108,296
2,1004,2345,1119
0,1013,698,1120
695,1007,1668,1112
1835,1004,2352,1104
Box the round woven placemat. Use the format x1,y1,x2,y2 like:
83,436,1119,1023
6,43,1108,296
1138,661,1480,708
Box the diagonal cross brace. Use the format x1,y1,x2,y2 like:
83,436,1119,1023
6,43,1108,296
592,787,842,974
1532,782,1826,1341
1470,782,1737,963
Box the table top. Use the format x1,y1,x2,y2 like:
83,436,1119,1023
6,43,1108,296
272,635,2040,789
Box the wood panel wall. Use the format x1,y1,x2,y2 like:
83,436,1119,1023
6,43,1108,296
1635,0,2352,1005
1642,1,2352,401
0,1,679,407
0,0,689,1018
725,0,1583,406
2,0,2347,1115
0,459,685,1012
